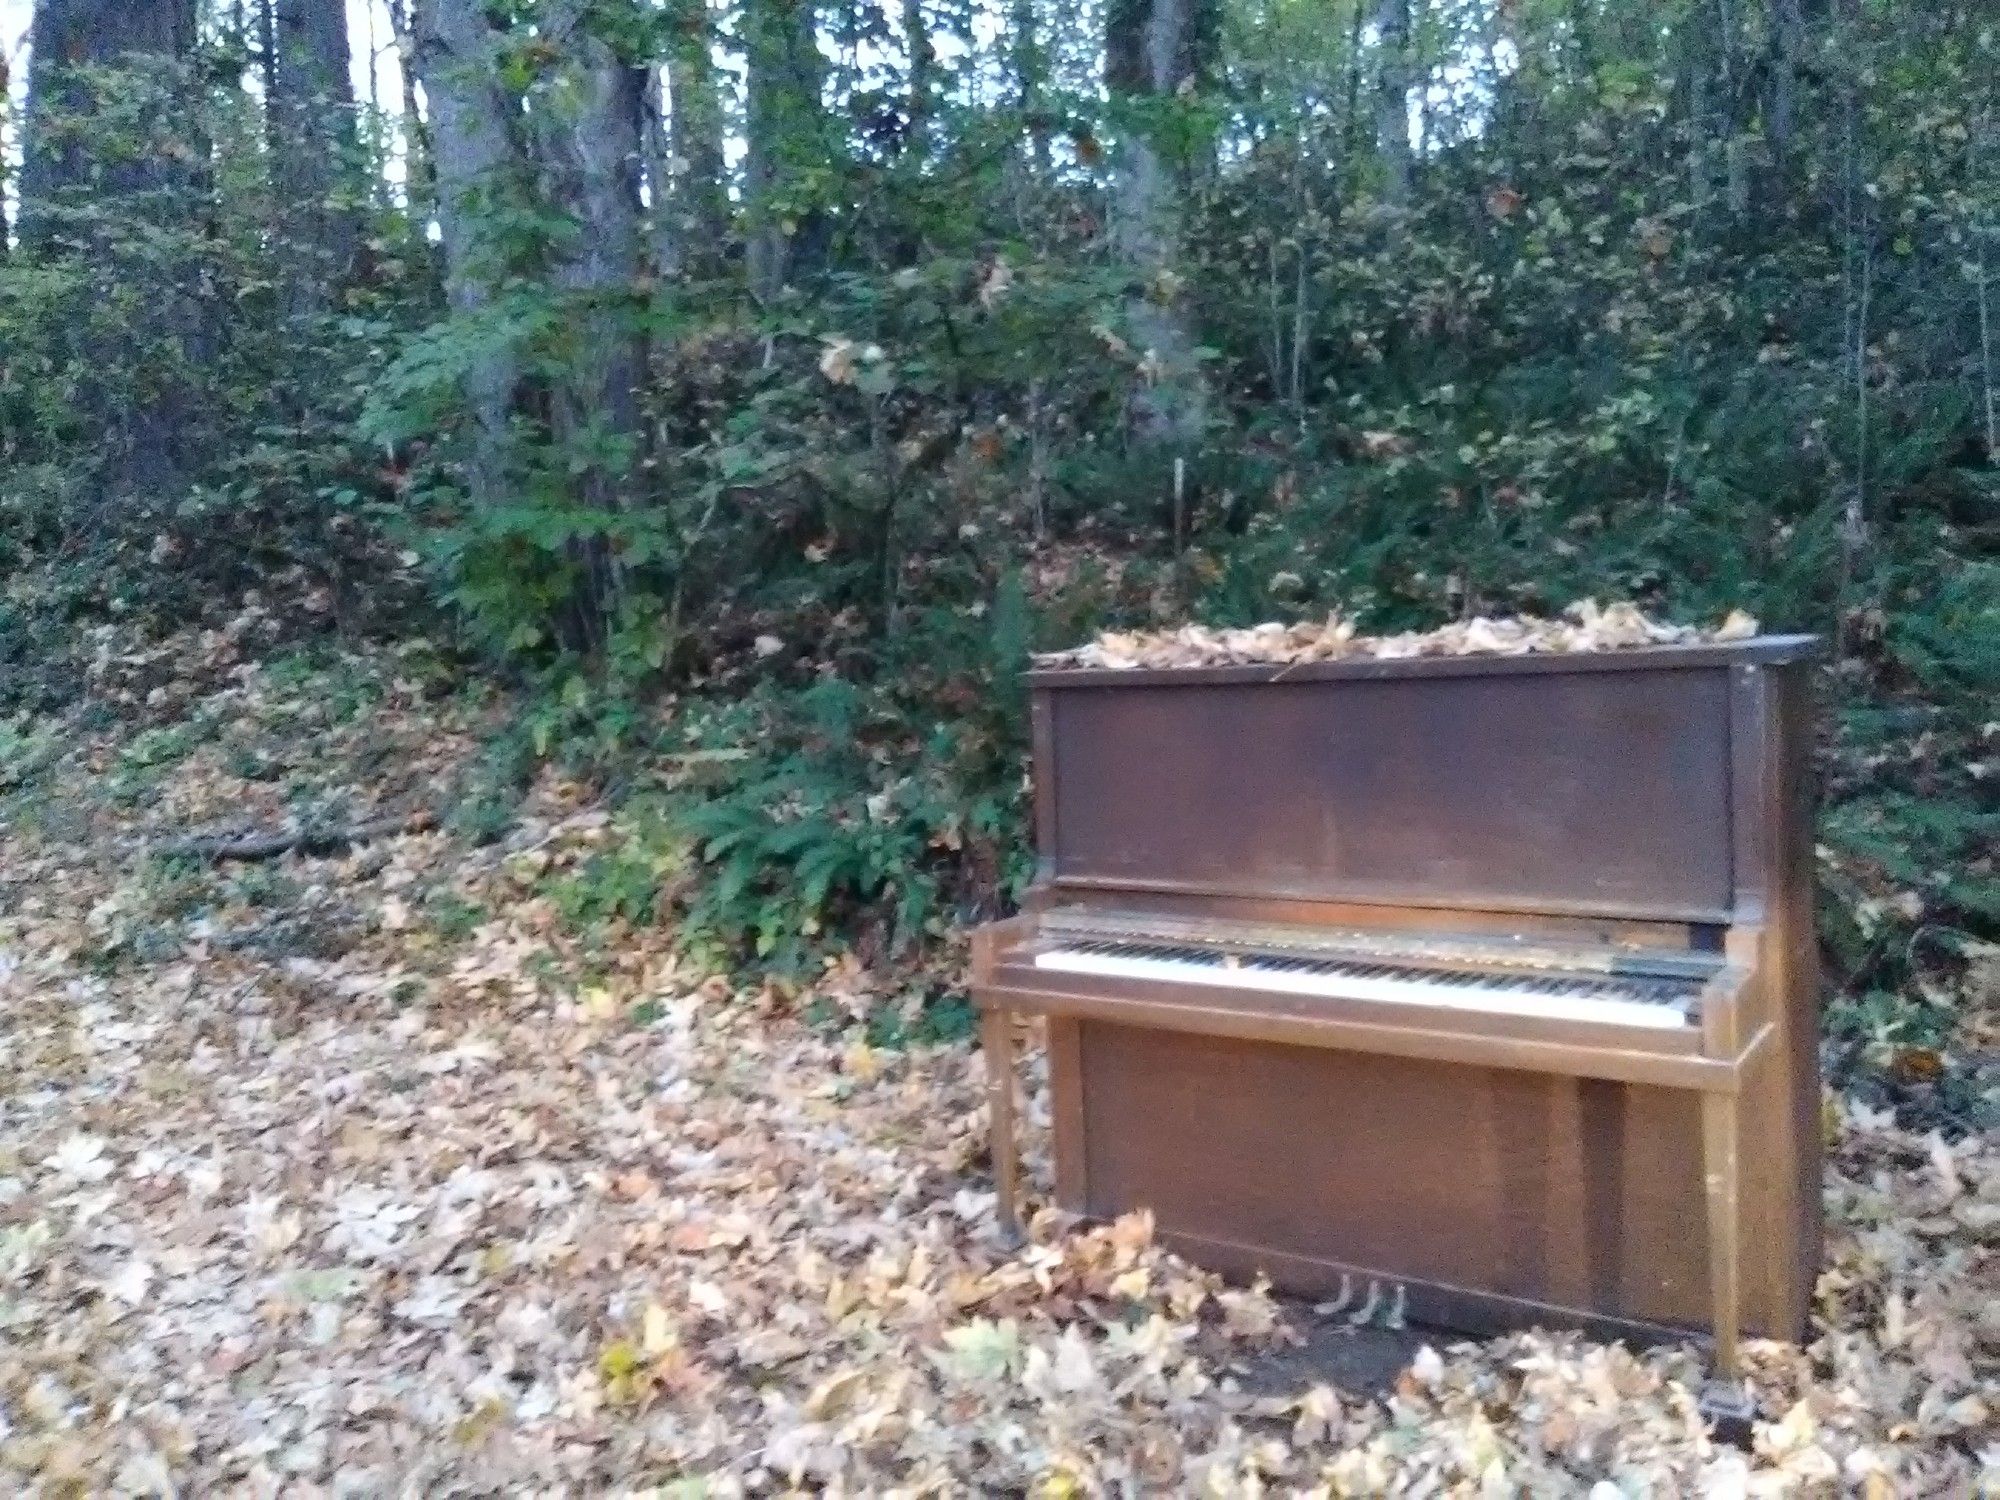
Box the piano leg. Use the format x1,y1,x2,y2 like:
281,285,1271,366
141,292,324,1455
982,1006,1023,1244
1699,1090,1755,1438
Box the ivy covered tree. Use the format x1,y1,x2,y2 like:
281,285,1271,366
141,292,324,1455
742,0,834,300
18,0,212,497
407,0,521,509
18,0,199,244
269,0,364,317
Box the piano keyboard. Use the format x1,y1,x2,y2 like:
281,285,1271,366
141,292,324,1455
1033,938,1698,1030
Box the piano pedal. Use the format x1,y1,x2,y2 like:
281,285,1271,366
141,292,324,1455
1314,1274,1355,1317
1698,1378,1758,1449
1346,1279,1383,1327
1383,1283,1408,1331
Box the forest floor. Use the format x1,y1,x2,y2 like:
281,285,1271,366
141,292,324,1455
0,631,1994,1495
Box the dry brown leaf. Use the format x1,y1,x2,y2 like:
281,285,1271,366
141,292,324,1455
1036,601,1768,670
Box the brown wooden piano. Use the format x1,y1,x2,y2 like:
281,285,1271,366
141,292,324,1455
971,635,1823,1413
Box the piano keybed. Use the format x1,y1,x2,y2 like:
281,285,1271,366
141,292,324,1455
1031,933,1703,1030
1036,906,1722,982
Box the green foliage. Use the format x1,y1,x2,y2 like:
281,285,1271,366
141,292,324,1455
863,989,980,1049
1884,562,2000,711
102,722,204,805
0,712,65,793
545,811,686,931
425,890,491,942
518,574,1032,976
663,586,1031,969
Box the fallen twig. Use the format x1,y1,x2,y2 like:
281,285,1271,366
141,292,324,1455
159,814,413,864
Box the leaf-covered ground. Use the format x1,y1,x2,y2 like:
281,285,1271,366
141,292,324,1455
1,637,1994,1495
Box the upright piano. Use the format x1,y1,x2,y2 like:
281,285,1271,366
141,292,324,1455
971,635,1823,1411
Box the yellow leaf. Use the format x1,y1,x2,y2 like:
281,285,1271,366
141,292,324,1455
1714,607,1759,641
642,1302,677,1357
451,1397,507,1445
804,1367,867,1420
598,1338,641,1382
1764,1398,1817,1456
1109,1267,1149,1300
819,338,858,385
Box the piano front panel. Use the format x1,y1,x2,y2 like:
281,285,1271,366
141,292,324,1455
1064,1019,1804,1339
1042,666,1736,921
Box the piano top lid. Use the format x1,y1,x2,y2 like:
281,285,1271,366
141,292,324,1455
1027,633,1824,689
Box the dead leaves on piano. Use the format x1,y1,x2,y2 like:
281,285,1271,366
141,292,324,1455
1037,599,1762,671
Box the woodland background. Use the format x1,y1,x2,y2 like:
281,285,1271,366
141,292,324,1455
0,0,1994,1120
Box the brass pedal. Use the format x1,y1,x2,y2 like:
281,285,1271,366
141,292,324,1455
1698,1378,1757,1448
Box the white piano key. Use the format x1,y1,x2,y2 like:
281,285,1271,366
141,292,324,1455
1032,945,1692,1030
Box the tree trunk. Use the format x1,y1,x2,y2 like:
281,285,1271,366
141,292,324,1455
743,0,829,301
0,66,9,264
20,0,198,244
19,0,211,498
1341,0,1366,162
532,0,649,648
1484,0,1531,155
1010,0,1048,172
903,0,934,159
410,0,523,508
385,0,437,221
1372,0,1411,206
257,0,277,130
1106,0,1214,453
1768,0,1804,171
662,0,729,274
644,69,683,279
270,0,363,317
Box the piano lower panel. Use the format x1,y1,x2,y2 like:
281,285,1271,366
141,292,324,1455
1062,1020,1800,1339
